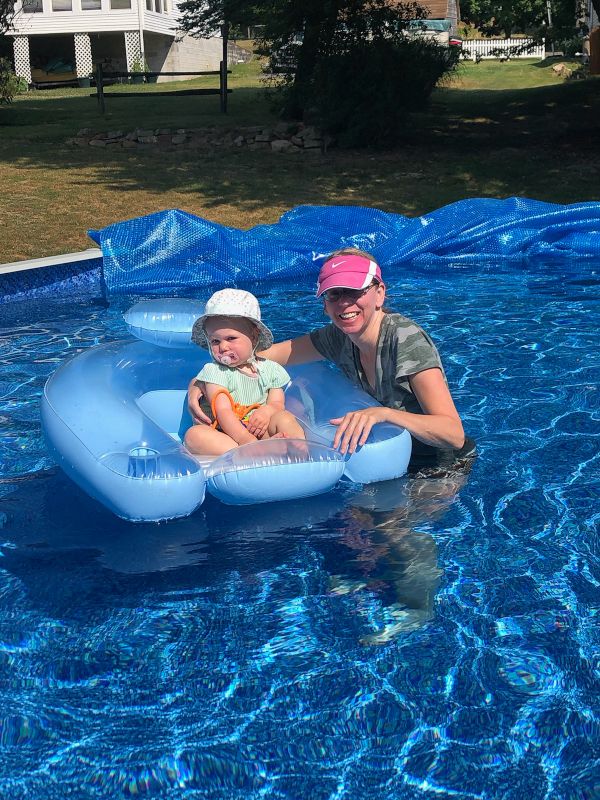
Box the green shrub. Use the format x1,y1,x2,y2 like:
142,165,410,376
130,56,150,73
311,39,458,148
557,36,585,57
0,58,27,103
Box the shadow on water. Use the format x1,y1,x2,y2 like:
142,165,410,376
0,465,471,642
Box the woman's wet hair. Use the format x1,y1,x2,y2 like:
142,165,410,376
329,246,377,261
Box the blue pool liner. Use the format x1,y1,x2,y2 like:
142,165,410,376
1,256,104,304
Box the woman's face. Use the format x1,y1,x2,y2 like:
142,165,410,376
323,282,386,336
205,317,257,367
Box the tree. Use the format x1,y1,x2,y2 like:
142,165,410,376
460,0,545,37
460,0,593,39
178,0,435,120
1,0,18,104
1,0,15,32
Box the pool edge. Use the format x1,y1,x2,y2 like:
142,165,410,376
1,249,105,304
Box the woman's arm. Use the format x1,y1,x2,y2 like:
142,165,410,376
187,378,212,425
258,335,324,366
404,368,465,447
330,368,465,454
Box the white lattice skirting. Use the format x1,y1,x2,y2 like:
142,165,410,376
13,36,31,83
74,33,93,78
124,31,142,71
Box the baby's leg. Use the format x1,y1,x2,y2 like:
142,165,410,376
184,424,238,456
267,411,306,440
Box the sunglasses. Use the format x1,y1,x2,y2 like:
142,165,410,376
321,283,378,304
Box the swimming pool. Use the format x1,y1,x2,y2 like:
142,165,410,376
1,260,598,799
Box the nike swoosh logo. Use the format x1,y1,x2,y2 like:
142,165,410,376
329,261,346,268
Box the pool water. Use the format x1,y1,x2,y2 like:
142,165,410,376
0,262,598,799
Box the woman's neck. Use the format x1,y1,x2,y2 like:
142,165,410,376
347,310,385,353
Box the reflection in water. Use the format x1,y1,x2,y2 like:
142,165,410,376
0,463,472,645
326,471,470,644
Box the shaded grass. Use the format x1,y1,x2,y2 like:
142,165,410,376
0,69,277,144
1,59,598,263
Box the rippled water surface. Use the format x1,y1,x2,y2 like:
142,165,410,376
0,262,598,799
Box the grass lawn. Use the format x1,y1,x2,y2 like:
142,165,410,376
0,57,598,263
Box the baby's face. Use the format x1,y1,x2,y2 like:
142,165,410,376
204,317,257,367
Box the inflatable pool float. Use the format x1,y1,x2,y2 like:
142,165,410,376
41,300,412,522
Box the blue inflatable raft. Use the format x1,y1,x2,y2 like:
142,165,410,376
41,299,412,522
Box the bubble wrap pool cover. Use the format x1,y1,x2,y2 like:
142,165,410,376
89,197,600,296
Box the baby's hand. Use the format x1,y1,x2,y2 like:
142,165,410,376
245,406,275,438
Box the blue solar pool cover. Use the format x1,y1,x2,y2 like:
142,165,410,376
89,197,600,296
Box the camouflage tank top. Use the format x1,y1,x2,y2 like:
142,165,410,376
309,312,446,416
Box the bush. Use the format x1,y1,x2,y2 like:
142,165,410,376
0,58,27,103
310,39,458,148
557,36,586,57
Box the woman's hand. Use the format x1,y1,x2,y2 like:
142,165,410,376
187,379,212,425
330,406,390,454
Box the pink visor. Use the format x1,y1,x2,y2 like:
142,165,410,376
316,254,382,297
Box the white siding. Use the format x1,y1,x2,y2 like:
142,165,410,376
10,11,141,34
9,0,142,34
6,0,222,79
142,7,178,36
7,0,181,35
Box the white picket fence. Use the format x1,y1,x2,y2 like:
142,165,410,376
461,38,546,61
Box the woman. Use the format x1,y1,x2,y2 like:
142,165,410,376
188,249,475,474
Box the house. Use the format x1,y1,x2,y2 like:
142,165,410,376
5,0,223,85
420,0,461,32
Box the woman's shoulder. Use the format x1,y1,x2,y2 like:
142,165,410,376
383,313,435,344
383,312,426,332
383,313,442,370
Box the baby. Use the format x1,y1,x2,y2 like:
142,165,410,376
184,289,306,456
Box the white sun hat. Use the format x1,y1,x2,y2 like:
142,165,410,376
191,289,274,352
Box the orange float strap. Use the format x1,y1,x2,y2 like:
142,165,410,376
210,388,262,429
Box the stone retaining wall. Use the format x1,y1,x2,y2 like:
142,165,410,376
67,123,333,153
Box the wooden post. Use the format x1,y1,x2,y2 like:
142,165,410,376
220,22,229,113
590,27,600,75
96,63,105,115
